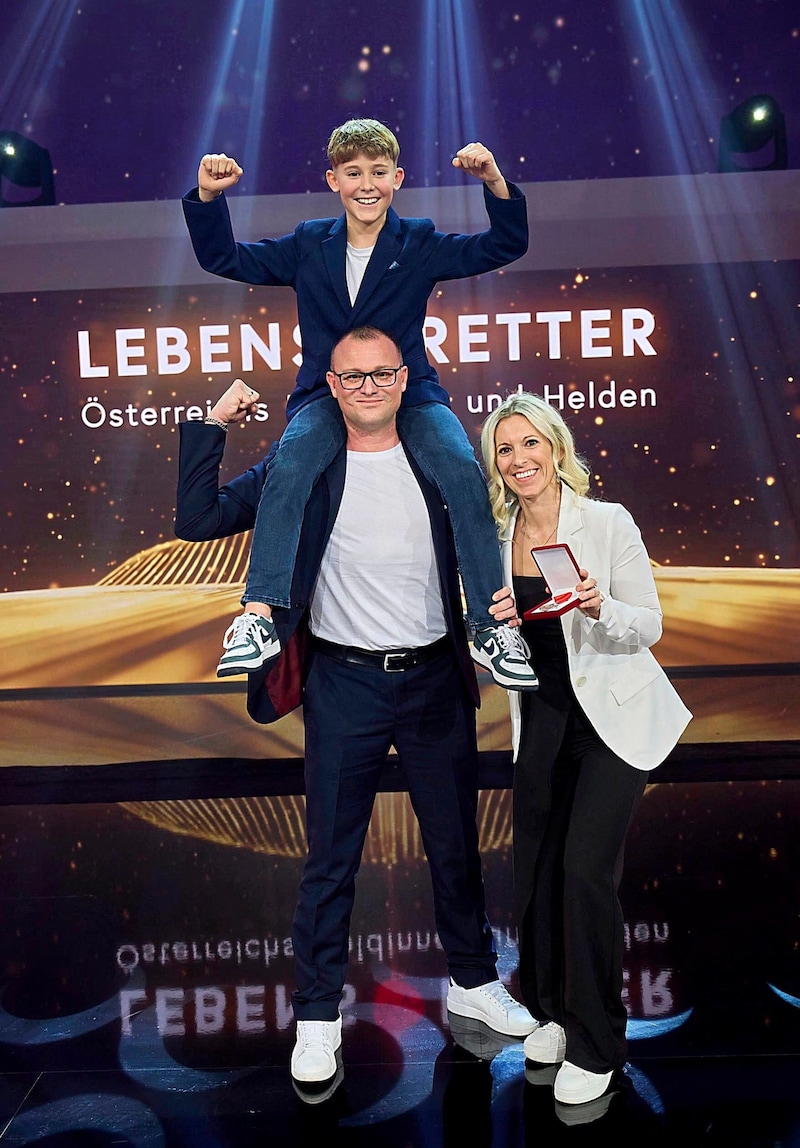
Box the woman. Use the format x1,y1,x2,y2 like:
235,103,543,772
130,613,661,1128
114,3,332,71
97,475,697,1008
480,393,691,1106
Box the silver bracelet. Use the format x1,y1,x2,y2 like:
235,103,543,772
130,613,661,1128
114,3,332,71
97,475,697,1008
204,416,228,432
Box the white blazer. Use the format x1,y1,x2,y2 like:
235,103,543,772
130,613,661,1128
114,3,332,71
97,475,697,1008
503,490,692,771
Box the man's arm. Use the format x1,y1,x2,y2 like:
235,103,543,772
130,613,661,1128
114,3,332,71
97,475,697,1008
175,380,276,541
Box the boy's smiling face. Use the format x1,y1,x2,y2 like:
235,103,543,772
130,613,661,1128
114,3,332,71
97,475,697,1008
326,151,404,240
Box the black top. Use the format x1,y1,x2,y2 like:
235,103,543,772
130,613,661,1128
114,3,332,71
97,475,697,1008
514,574,573,713
514,575,607,761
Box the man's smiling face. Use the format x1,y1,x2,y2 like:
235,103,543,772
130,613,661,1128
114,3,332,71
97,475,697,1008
326,330,407,442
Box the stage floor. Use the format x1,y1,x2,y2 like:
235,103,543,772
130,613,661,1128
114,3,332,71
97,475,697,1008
1,775,798,1145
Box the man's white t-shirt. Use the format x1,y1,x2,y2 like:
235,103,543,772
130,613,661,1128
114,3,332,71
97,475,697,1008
310,444,448,650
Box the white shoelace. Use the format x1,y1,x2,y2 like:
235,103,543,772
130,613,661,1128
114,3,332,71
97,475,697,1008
478,980,520,1012
494,624,531,660
296,1021,337,1051
223,612,266,648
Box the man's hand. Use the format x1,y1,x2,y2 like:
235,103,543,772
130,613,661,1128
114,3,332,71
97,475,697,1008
488,585,520,626
207,379,260,426
452,142,509,199
197,153,243,203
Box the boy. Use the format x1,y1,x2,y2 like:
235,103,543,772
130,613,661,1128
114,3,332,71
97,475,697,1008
182,118,537,691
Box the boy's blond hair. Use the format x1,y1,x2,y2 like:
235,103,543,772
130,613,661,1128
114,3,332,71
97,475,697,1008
327,118,400,167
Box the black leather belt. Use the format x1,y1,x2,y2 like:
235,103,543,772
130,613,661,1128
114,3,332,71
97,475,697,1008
312,635,450,672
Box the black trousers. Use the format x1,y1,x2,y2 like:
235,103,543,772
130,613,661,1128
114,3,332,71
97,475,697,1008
514,703,646,1072
292,647,497,1020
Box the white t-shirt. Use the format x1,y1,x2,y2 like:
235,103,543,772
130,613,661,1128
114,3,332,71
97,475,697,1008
310,444,448,649
345,242,374,306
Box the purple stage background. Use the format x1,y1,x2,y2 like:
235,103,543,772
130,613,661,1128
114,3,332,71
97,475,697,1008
1,0,798,205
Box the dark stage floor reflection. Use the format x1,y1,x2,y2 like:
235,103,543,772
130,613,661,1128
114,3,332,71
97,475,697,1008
0,778,799,1145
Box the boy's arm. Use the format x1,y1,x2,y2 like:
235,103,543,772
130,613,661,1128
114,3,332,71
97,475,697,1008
183,152,301,286
419,181,528,281
183,191,301,286
197,152,243,202
451,142,510,200
419,143,528,281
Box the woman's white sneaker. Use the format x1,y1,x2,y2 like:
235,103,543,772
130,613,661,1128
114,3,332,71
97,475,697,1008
553,1060,614,1105
523,1021,567,1064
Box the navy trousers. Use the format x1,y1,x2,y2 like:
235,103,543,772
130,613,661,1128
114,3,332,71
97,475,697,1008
292,646,497,1020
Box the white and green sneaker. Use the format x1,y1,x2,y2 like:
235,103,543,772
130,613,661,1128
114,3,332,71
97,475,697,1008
470,624,539,691
216,612,281,677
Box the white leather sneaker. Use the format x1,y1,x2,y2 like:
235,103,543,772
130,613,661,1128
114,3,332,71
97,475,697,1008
291,1016,342,1084
446,978,537,1037
217,611,281,677
523,1020,567,1063
553,1060,614,1104
470,624,539,690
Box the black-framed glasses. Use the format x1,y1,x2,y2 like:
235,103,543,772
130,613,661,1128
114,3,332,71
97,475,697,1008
332,366,404,390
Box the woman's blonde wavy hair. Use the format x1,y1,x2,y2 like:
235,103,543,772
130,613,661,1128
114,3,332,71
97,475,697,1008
480,393,591,535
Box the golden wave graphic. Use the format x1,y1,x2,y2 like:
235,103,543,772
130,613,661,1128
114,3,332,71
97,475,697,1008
119,787,657,860
121,790,514,863
98,534,255,587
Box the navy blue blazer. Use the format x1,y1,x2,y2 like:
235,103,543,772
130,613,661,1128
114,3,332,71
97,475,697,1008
182,184,528,419
175,422,480,724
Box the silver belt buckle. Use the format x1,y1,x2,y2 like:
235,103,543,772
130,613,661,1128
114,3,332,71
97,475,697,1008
383,651,408,672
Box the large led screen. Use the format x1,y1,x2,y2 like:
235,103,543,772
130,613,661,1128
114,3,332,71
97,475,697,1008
1,173,798,765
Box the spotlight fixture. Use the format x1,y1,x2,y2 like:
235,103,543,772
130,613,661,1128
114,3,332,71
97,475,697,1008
0,131,56,206
718,94,788,173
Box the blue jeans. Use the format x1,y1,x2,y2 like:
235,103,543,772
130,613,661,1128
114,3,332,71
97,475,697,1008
243,395,504,628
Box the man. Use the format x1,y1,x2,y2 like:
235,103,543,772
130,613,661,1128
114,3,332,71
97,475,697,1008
175,326,536,1099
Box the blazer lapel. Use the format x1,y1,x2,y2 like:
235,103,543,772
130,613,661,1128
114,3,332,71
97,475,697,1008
323,450,347,536
321,215,352,319
558,488,585,567
403,446,480,709
500,512,515,586
350,208,403,319
402,445,448,577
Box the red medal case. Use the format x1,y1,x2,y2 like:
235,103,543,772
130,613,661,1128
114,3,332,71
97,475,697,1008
523,543,583,620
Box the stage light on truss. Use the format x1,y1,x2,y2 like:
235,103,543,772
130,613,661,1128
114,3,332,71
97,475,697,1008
0,130,55,206
718,94,787,173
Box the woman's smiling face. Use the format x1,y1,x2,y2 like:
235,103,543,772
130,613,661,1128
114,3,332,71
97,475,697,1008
494,413,557,501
